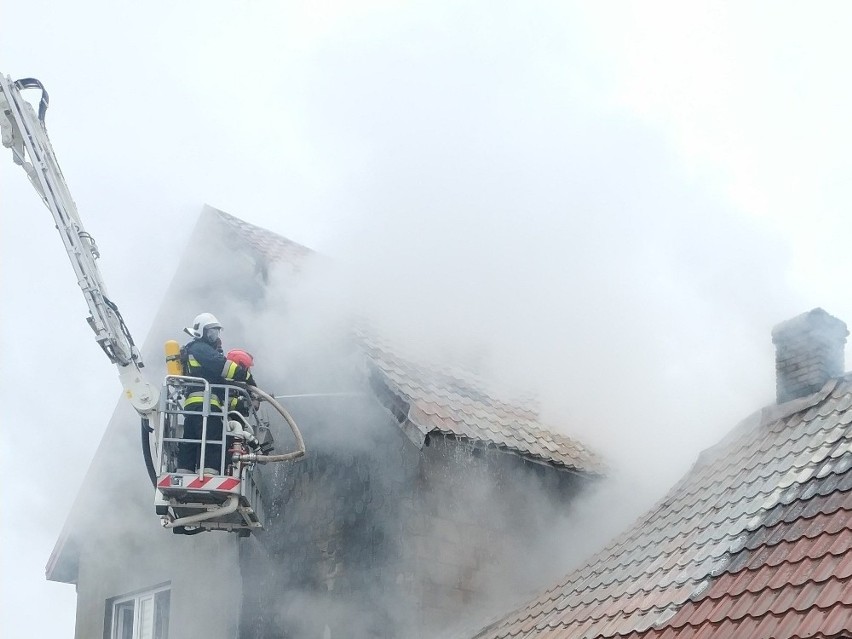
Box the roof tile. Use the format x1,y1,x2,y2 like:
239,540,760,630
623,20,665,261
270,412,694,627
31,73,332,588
211,212,605,476
363,336,604,473
470,379,852,639
213,208,314,267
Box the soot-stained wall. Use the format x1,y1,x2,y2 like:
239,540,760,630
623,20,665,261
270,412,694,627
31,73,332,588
237,392,587,639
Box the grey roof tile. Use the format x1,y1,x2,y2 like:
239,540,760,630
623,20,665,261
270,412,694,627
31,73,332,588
212,208,315,267
470,378,852,639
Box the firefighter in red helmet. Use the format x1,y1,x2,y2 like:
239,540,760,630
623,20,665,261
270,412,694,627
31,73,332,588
224,349,260,415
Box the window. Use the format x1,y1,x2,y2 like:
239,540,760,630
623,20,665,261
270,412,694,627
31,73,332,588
107,585,170,639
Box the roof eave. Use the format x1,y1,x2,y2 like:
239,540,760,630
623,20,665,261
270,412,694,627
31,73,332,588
45,527,78,585
408,417,603,477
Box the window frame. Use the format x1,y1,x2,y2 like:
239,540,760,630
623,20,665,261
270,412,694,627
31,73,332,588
105,583,171,639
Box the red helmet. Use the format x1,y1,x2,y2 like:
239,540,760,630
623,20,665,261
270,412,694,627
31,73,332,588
226,349,254,369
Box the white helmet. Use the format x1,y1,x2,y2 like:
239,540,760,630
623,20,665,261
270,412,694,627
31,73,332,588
184,312,222,338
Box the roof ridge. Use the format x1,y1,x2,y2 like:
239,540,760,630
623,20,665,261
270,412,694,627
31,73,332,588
205,205,316,266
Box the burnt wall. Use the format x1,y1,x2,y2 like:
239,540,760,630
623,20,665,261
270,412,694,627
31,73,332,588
238,395,586,639
407,436,583,634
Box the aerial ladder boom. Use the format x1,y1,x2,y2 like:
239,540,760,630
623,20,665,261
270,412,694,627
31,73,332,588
0,74,158,414
2,73,305,535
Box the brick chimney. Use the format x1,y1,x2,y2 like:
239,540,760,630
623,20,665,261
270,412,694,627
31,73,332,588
771,308,848,404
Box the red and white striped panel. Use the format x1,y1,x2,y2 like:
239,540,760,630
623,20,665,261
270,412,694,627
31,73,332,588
157,474,241,492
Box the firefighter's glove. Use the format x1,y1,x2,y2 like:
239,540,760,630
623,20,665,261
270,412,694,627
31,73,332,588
234,397,251,415
259,441,274,454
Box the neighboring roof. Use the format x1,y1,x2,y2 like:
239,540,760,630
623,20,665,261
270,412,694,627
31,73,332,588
471,377,852,639
363,336,604,474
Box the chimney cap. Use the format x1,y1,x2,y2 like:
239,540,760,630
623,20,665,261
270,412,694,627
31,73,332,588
772,308,848,404
771,308,849,343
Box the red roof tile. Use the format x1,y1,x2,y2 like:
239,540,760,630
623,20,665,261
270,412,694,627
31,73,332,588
470,377,852,639
362,335,604,474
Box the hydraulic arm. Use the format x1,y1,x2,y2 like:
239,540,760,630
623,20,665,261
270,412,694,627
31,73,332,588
0,74,158,415
2,74,306,535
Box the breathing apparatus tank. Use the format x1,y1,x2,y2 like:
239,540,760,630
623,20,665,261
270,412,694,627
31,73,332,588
164,340,183,376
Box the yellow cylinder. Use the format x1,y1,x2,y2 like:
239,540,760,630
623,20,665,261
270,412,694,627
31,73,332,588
164,340,183,375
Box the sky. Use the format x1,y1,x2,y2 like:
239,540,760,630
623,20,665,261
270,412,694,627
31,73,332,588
4,1,852,636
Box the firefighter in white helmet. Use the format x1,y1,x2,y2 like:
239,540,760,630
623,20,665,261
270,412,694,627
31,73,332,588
176,313,257,474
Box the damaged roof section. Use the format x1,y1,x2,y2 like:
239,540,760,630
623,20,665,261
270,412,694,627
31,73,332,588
214,207,605,476
362,335,604,475
470,376,852,639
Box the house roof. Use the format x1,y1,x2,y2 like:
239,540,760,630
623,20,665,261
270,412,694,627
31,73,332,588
470,376,852,639
214,207,603,476
363,336,604,474
47,207,602,583
214,208,314,267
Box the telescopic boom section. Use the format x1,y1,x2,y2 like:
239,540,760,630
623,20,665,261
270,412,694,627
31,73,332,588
0,74,158,415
